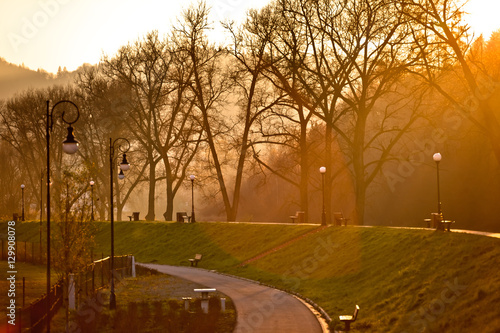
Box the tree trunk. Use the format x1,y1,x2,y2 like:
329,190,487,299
145,149,156,221
324,121,333,225
163,173,174,221
299,113,309,222
352,111,367,225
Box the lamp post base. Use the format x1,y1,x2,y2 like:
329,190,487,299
109,292,116,310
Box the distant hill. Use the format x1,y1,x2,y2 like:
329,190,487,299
0,58,84,101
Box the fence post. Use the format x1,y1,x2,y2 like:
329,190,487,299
23,277,25,307
68,274,75,310
85,269,88,296
131,256,136,278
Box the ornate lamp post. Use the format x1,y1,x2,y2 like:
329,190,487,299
109,138,130,309
90,180,95,221
21,184,25,221
190,175,196,223
433,152,442,216
319,167,326,226
45,100,80,332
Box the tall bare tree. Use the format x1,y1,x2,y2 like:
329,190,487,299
401,0,500,165
250,0,426,224
77,66,146,221
174,2,258,221
100,31,202,220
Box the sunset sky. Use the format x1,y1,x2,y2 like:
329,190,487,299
0,0,498,74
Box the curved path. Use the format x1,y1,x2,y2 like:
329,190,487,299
139,263,324,333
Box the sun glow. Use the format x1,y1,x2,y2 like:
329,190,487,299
463,0,500,40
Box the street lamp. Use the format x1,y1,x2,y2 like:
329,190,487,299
109,138,131,310
190,175,196,223
90,180,95,221
21,184,25,221
45,100,80,333
319,167,326,226
40,169,51,258
433,153,442,216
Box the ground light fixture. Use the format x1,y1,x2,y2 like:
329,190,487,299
45,100,80,333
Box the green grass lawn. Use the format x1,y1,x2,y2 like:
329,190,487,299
5,220,500,332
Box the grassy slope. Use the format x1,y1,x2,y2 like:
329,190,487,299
6,221,500,332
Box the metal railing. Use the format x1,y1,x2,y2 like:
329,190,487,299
1,254,134,332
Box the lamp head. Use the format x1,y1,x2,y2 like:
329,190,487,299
433,153,442,162
189,174,195,181
319,166,326,174
62,125,79,154
118,169,125,180
21,184,25,189
120,154,130,171
90,180,95,186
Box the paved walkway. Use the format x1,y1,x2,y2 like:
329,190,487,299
139,264,325,333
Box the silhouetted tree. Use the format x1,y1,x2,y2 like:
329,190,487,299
402,0,500,166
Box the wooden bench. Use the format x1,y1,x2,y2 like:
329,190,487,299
334,212,350,226
289,211,305,223
176,212,190,223
189,254,202,267
428,213,455,231
441,220,455,232
339,305,359,331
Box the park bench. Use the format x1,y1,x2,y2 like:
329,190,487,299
426,213,455,231
334,212,350,226
189,254,202,267
289,211,305,223
441,220,455,232
339,304,359,331
128,212,140,221
176,212,190,223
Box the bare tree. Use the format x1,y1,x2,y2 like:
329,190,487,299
221,10,291,221
77,66,146,221
0,86,86,218
248,0,427,224
401,0,500,165
174,2,256,221
230,6,316,222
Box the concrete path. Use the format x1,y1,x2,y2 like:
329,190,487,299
139,263,325,333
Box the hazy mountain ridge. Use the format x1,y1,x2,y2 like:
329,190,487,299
0,58,84,100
